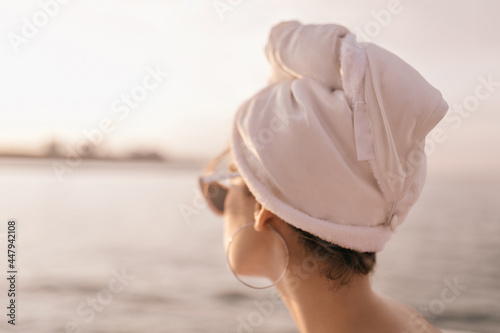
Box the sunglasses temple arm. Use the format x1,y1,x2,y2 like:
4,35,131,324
199,171,240,185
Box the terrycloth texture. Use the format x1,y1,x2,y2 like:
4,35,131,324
230,21,448,252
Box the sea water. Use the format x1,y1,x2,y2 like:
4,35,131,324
0,158,498,333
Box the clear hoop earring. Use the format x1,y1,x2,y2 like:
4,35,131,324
226,223,289,289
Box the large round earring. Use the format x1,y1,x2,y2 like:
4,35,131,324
226,223,289,289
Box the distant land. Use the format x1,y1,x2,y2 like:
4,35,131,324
0,139,206,168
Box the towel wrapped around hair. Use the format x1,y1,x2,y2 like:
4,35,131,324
230,21,448,252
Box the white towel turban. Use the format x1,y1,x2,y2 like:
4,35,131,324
230,21,448,252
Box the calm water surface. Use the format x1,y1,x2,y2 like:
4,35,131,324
0,159,498,333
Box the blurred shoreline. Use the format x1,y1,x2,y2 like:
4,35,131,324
0,156,207,171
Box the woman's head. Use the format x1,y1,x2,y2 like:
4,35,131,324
200,20,447,288
199,150,376,288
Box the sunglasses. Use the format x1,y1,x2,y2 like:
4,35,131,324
198,171,241,215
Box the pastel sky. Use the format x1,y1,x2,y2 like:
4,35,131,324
0,0,499,175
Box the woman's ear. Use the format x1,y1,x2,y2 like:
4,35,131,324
254,202,275,231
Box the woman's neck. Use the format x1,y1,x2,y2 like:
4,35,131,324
275,269,433,333
276,271,374,332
